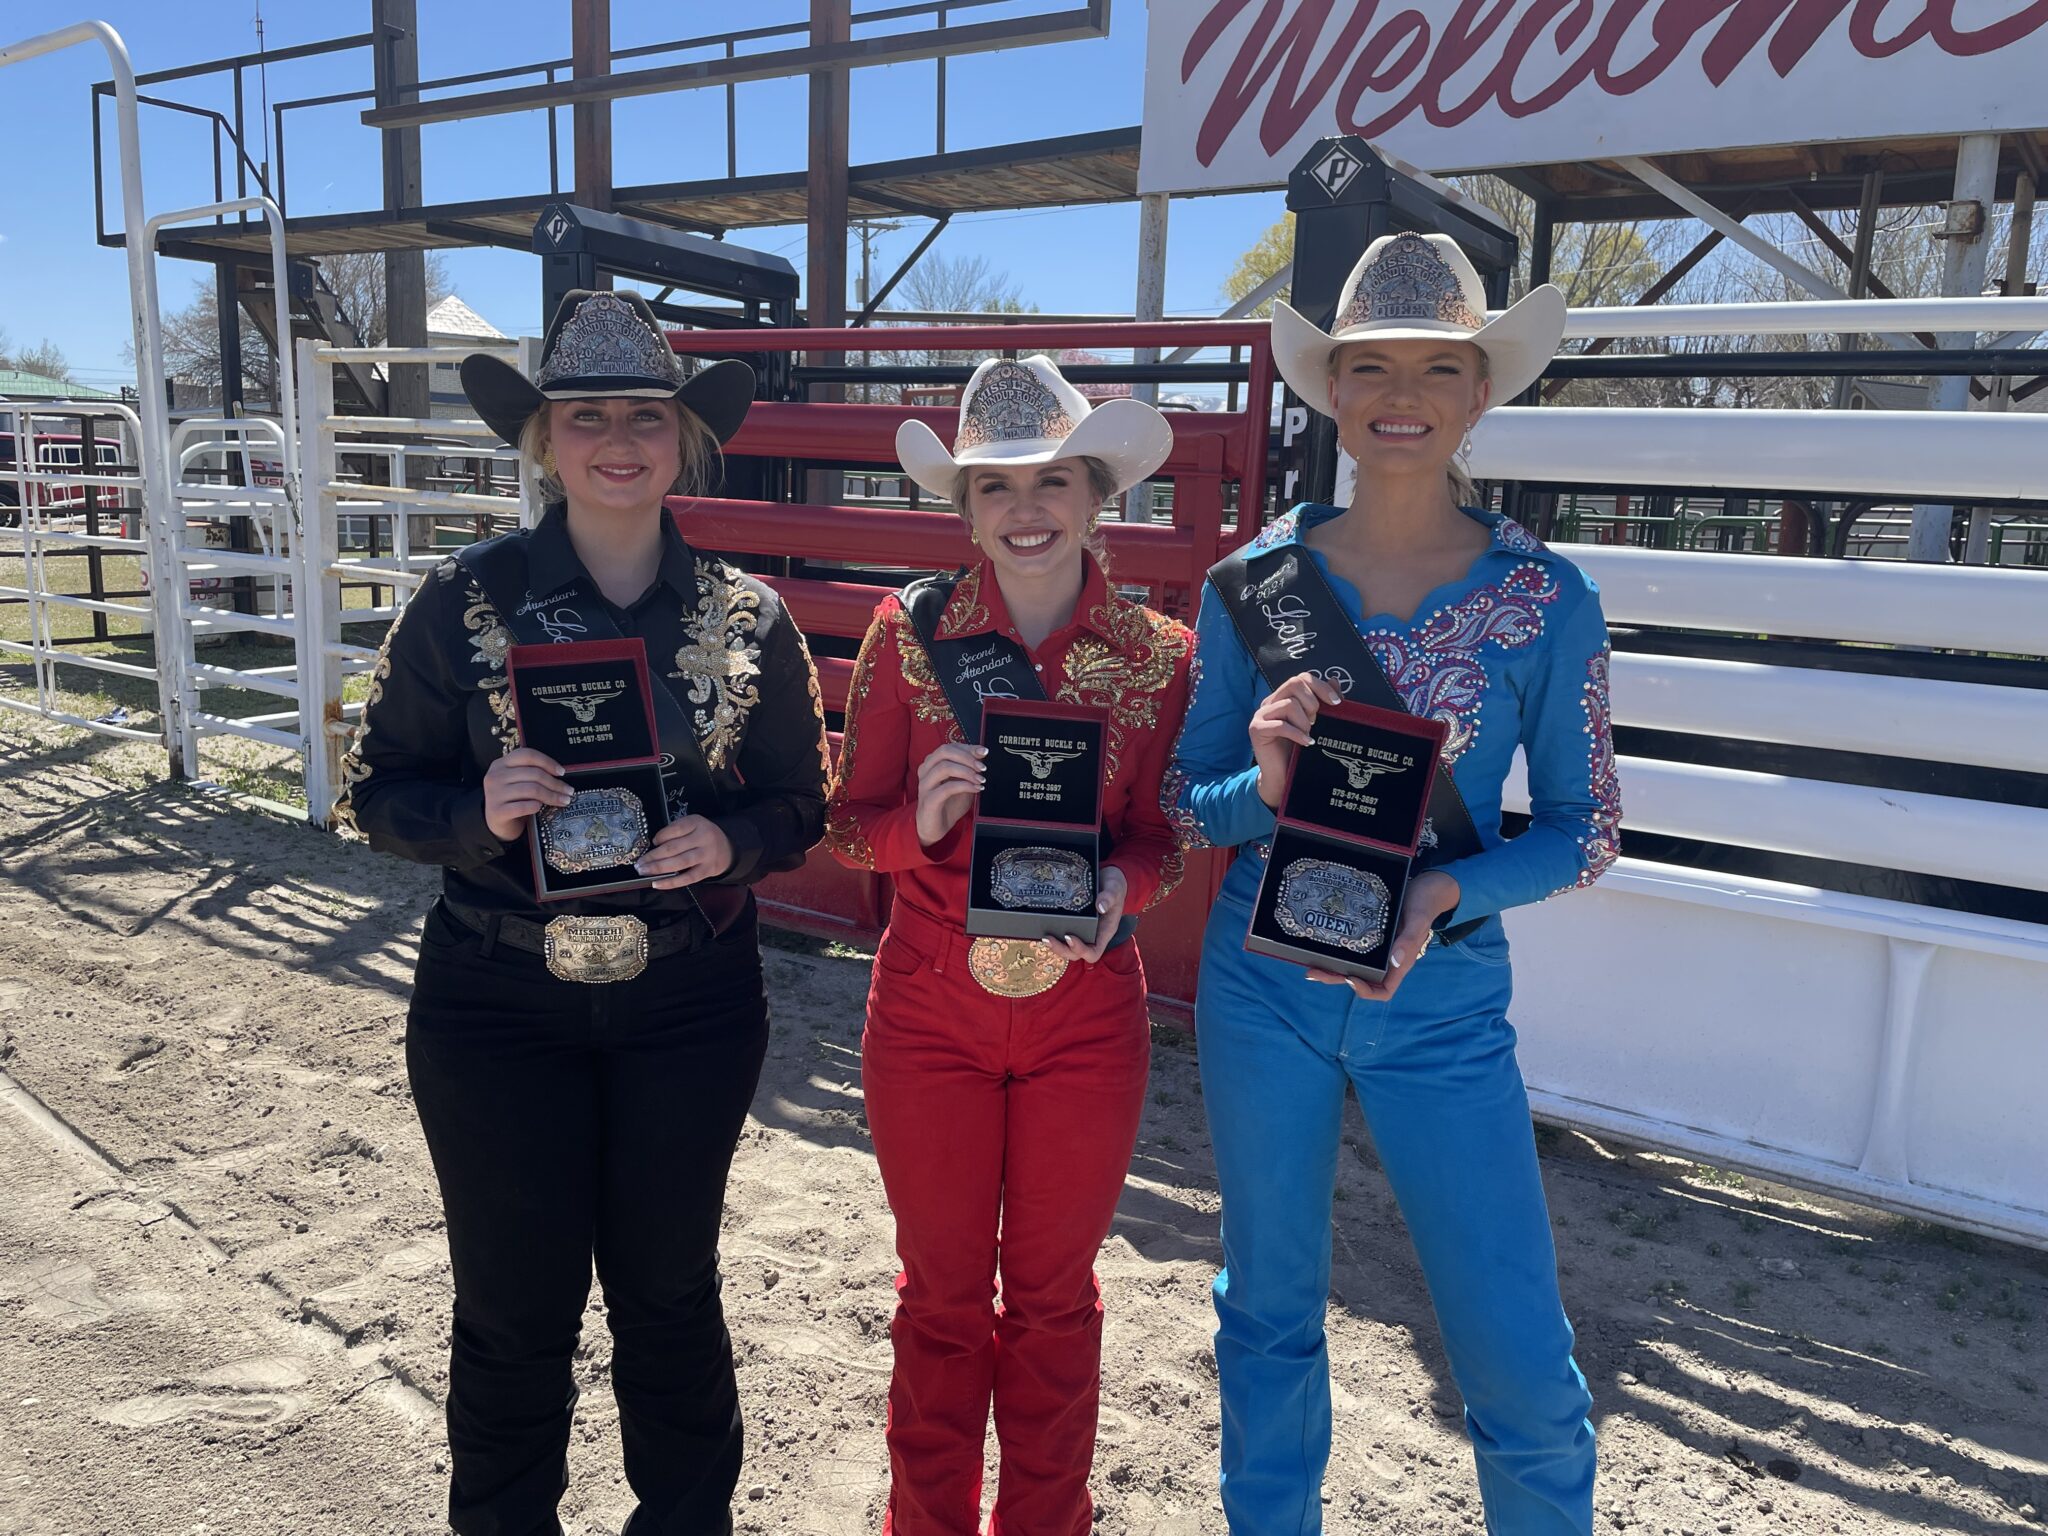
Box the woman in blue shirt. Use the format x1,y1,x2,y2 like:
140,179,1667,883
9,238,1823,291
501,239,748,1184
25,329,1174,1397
1166,233,1620,1535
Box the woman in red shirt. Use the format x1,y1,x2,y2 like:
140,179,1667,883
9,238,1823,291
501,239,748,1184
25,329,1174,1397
827,355,1194,1536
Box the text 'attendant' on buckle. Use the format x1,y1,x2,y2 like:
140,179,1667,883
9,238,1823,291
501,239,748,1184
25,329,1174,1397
543,913,649,983
538,786,651,874
967,937,1069,998
988,847,1093,913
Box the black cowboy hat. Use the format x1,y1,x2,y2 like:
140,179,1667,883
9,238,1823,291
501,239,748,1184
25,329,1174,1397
459,288,756,448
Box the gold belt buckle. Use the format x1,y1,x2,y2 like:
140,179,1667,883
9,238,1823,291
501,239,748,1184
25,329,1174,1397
543,913,649,984
967,937,1069,999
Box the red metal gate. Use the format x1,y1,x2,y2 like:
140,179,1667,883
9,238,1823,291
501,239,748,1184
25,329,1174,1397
668,322,1274,1015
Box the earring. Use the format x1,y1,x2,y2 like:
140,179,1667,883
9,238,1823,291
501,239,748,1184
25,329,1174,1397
541,445,558,477
1085,511,1100,535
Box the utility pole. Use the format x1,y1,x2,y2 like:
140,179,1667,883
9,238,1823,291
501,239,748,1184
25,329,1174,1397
855,219,902,402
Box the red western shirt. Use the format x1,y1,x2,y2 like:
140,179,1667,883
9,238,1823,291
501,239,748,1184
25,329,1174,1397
825,556,1196,925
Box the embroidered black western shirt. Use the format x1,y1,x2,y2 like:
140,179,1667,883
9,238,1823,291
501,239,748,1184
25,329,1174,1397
336,506,830,932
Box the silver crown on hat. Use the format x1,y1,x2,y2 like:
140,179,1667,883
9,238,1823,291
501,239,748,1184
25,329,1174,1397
1336,233,1487,333
533,292,685,390
954,361,1077,452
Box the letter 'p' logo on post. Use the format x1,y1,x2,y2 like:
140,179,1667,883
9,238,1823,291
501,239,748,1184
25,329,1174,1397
1309,143,1361,200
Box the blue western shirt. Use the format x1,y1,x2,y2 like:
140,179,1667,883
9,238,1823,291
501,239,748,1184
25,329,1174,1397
1165,503,1621,931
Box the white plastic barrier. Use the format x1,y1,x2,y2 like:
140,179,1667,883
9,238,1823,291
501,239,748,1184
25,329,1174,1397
1495,541,2048,1247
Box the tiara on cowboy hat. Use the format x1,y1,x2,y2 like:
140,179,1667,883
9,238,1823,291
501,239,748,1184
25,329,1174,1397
896,355,1175,503
1272,232,1565,409
460,288,756,448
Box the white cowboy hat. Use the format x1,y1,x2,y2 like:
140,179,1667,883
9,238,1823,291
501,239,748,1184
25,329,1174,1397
1271,232,1565,410
896,354,1174,503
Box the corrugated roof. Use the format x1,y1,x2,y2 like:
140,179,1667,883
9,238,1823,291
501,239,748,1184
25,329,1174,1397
426,295,507,340
0,368,121,401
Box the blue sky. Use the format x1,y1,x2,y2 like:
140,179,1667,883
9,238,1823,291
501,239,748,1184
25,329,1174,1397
0,1,1287,389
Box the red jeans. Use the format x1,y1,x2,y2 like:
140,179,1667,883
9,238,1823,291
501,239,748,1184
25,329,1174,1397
863,901,1152,1536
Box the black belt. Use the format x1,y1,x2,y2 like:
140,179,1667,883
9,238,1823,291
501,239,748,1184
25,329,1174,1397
439,900,705,962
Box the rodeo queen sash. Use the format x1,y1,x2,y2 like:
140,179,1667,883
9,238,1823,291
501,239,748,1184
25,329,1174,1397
899,567,1048,741
1207,538,1488,947
899,568,1124,997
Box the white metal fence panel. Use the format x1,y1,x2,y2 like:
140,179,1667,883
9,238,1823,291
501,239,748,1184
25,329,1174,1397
295,336,527,823
0,401,162,743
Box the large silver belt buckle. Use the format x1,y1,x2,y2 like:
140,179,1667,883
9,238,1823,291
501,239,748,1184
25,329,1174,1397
1273,858,1391,955
988,847,1093,913
543,913,649,984
967,937,1069,999
538,787,651,874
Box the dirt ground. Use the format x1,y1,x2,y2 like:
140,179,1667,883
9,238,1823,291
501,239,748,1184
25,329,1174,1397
2,714,2045,1536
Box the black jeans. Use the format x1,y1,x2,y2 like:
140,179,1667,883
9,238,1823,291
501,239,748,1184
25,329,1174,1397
406,899,770,1536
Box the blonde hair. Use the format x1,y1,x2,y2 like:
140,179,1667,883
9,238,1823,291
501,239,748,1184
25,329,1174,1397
950,455,1120,568
1328,344,1491,508
519,399,723,505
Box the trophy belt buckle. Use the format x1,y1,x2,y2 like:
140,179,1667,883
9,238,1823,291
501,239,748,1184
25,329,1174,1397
988,846,1093,913
543,913,649,984
1273,857,1391,956
967,937,1069,999
539,786,651,875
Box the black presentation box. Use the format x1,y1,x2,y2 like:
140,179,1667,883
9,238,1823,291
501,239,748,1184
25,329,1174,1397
1245,699,1448,983
966,697,1109,944
506,639,672,902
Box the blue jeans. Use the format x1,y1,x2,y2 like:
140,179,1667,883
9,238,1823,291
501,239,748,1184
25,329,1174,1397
1195,899,1595,1535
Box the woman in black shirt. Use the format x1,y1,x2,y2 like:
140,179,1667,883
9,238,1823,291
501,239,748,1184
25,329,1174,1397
338,289,829,1536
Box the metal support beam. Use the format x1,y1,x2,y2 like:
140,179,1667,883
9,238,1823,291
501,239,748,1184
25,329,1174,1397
1541,211,1747,401
1617,155,1923,353
807,0,850,332
1911,133,2002,565
373,0,428,417
361,3,1111,129
855,215,950,325
572,0,612,219
1162,266,1290,363
1528,198,1557,290
1132,194,1169,406
1967,165,2033,562
1130,192,1169,518
804,0,851,506
215,261,245,413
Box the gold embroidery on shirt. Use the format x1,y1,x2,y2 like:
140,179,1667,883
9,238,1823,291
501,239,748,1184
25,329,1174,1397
824,611,890,868
1056,595,1190,783
333,629,397,834
459,577,519,756
671,558,763,772
891,605,961,736
934,563,991,640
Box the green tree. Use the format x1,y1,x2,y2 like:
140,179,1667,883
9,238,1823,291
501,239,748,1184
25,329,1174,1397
6,337,70,381
1224,213,1295,317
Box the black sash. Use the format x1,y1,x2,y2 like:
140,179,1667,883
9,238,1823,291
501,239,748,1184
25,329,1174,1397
1208,540,1487,940
454,533,724,821
899,569,1048,738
